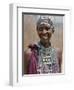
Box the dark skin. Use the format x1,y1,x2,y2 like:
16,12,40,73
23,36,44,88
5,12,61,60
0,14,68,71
37,24,54,48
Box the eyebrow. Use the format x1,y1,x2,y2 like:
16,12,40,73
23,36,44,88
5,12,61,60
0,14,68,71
39,24,51,28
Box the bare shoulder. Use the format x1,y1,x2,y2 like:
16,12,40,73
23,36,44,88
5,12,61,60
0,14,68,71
55,48,62,61
56,48,62,72
24,48,32,55
56,48,62,55
24,48,32,62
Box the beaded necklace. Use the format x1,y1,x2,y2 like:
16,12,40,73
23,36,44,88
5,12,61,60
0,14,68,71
37,41,59,73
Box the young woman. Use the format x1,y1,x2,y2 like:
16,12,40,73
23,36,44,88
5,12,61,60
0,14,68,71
24,16,62,74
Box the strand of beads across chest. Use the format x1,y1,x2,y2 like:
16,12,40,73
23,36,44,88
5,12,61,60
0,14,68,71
39,47,53,65
37,46,56,73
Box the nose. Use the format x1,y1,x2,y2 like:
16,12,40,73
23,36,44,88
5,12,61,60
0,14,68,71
43,29,47,34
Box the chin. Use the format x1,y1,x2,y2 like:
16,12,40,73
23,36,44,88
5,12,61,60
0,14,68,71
42,39,49,44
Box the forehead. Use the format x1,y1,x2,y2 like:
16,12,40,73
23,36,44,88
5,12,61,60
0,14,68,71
38,23,51,28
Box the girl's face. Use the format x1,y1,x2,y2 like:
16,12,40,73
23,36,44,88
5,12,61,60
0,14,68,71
37,24,53,44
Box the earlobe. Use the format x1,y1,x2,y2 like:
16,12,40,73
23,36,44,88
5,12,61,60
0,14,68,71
52,30,54,33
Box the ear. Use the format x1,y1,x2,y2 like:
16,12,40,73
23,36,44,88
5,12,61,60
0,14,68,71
52,28,55,33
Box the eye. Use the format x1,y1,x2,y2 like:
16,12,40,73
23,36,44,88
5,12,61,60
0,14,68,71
45,27,50,31
39,27,43,31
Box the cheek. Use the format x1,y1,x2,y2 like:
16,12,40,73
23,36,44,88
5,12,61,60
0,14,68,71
48,32,52,38
37,31,42,38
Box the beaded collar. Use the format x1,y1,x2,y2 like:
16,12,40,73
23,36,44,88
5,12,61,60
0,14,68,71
37,41,59,73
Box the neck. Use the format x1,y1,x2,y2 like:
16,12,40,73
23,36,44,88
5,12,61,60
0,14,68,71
40,41,51,48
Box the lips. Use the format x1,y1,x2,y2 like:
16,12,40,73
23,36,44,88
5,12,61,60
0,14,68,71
41,33,50,40
38,31,52,42
42,34,48,40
